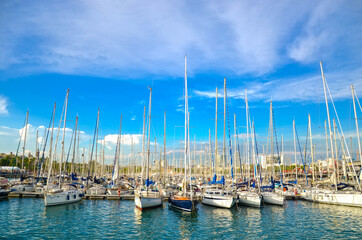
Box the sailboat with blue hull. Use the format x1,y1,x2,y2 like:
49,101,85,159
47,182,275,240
168,196,196,212
168,56,197,213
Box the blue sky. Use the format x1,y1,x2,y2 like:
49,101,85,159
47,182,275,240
0,0,362,165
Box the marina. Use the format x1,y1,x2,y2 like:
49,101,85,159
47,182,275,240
1,1,362,239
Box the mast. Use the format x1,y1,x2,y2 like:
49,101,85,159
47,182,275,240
215,87,218,176
34,129,38,174
71,116,78,174
269,101,274,179
293,120,298,181
234,114,237,179
21,110,29,171
245,89,250,188
116,115,122,185
325,120,330,178
59,89,70,186
141,106,146,182
223,78,226,175
282,133,285,181
47,103,56,177
308,115,315,182
320,62,337,190
351,85,362,181
184,55,188,195
209,128,214,177
94,108,99,177
102,136,105,177
164,111,166,186
146,87,152,195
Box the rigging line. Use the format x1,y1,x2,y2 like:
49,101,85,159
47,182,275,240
64,120,77,171
10,115,27,178
295,122,308,185
271,105,280,158
353,88,362,113
235,122,242,180
325,78,361,189
87,110,99,180
37,106,55,181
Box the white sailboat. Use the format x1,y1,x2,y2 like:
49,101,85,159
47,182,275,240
201,78,236,209
300,63,362,208
237,89,262,208
261,101,285,206
44,90,83,207
135,87,162,210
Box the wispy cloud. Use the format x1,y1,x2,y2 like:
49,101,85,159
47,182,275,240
1,0,361,77
0,96,9,115
194,67,362,102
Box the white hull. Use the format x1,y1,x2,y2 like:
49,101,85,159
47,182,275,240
262,192,285,206
134,196,162,210
45,190,83,207
202,195,235,208
107,188,128,196
237,192,261,208
302,190,362,207
10,184,34,192
87,187,107,195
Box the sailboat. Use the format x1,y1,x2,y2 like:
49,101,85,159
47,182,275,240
237,89,262,208
201,78,236,209
135,87,163,210
300,62,362,207
44,89,83,207
260,101,285,206
168,56,197,212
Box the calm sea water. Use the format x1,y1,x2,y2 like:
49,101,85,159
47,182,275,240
1,198,361,239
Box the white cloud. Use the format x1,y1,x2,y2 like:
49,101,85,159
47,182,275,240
0,96,9,115
98,133,143,150
1,0,360,77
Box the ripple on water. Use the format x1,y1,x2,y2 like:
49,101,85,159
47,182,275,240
0,198,361,239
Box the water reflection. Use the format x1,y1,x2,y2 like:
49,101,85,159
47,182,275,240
2,198,362,239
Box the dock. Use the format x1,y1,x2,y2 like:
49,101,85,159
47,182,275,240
8,192,44,198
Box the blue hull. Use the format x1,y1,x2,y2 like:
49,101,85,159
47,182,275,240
168,198,197,212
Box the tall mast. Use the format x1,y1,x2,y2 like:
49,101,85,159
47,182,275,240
245,89,250,187
47,102,56,177
59,89,70,185
215,87,218,176
146,87,152,195
269,101,274,179
234,114,237,179
351,85,362,181
141,106,146,182
320,62,337,190
282,133,285,180
21,110,29,170
223,78,226,175
164,111,166,186
184,55,188,195
45,103,57,189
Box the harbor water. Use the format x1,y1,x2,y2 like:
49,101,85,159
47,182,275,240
1,198,361,239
